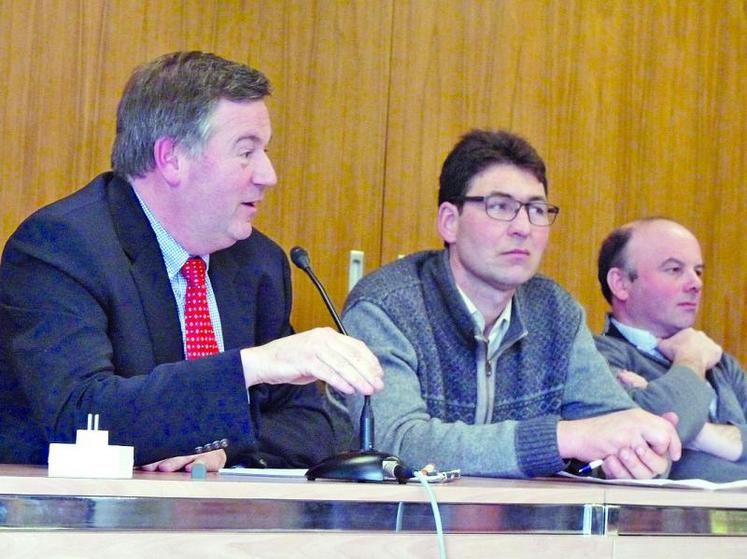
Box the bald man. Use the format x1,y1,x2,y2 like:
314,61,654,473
595,217,747,481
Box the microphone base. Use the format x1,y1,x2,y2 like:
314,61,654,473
305,450,408,483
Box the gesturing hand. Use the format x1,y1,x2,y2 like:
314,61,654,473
240,327,384,395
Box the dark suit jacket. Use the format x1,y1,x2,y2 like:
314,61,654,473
0,173,334,466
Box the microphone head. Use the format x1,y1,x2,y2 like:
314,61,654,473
290,246,311,271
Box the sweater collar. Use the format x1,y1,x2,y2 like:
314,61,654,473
428,249,528,349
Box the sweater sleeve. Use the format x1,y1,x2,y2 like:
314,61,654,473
561,319,636,420
342,300,565,478
594,335,714,444
715,355,747,461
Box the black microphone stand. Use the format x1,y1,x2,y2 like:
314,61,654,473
290,246,410,483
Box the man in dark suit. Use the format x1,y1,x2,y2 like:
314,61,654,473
0,51,383,472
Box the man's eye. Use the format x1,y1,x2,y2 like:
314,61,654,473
528,204,547,217
488,200,513,212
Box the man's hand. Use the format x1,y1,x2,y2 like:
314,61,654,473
657,328,722,378
240,327,384,395
688,422,743,462
617,369,649,389
140,449,227,472
558,409,681,479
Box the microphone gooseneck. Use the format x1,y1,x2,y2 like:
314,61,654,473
290,246,346,334
290,246,373,452
290,246,408,482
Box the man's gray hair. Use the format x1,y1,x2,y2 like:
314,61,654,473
111,51,271,179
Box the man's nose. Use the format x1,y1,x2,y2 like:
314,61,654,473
685,269,703,292
507,205,532,235
254,151,277,187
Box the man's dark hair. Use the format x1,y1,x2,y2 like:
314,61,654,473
438,129,548,207
597,226,636,304
111,51,271,179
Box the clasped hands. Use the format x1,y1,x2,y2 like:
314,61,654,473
558,409,681,479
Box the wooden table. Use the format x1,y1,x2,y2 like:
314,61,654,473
1,464,746,558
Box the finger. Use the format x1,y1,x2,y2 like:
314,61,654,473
152,455,194,472
139,460,165,472
293,350,357,394
617,371,648,388
659,420,682,461
317,333,384,389
314,356,366,395
616,447,657,479
315,341,381,395
186,449,226,472
632,445,670,477
641,420,682,461
616,371,635,386
601,455,632,479
334,335,385,387
661,411,679,428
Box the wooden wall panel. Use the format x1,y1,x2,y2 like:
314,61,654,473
0,0,392,331
248,1,392,329
382,0,747,361
2,0,746,362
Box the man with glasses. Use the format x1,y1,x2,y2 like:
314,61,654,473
339,129,680,479
595,218,747,481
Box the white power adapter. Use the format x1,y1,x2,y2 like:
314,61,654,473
48,413,134,479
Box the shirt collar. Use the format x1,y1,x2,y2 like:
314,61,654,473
456,285,513,345
132,188,210,278
608,315,661,356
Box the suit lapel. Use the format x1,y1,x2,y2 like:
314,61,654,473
107,175,184,364
603,319,626,341
210,248,256,350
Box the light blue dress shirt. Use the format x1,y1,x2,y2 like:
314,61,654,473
134,190,225,354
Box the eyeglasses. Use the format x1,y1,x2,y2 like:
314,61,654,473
451,194,560,226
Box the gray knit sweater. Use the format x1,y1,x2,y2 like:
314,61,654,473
342,250,634,477
596,321,747,482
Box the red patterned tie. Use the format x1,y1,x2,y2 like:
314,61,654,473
181,257,220,360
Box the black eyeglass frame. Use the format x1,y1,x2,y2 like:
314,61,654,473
450,195,560,226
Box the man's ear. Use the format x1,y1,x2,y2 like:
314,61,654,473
437,202,460,245
153,137,182,185
607,267,631,302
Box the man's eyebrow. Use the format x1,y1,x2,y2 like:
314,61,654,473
660,257,707,269
490,191,548,202
233,135,273,152
235,134,262,144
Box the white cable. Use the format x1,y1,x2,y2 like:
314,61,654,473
414,471,447,559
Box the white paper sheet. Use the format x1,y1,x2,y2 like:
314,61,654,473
219,467,308,478
557,471,747,490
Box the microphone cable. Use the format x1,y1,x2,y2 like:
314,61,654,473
414,470,447,559
393,470,447,559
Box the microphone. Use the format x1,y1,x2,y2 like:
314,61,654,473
290,246,410,483
289,247,346,334
290,246,375,451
